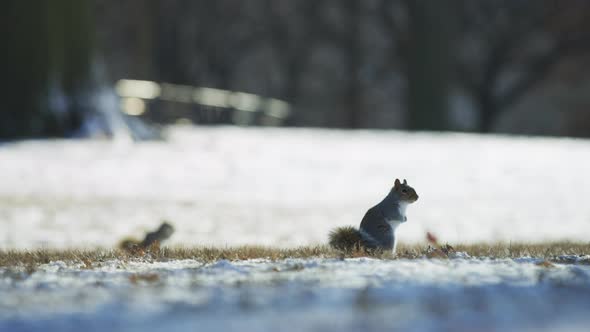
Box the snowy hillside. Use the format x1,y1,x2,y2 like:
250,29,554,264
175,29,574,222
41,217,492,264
1,125,590,248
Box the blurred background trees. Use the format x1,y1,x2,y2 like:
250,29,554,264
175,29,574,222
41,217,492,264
2,0,590,138
2,0,94,138
2,0,156,140
454,0,590,132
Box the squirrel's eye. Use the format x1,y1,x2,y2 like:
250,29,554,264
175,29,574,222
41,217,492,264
401,189,407,194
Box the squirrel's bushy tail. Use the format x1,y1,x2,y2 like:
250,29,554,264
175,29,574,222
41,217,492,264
118,237,140,250
329,226,362,251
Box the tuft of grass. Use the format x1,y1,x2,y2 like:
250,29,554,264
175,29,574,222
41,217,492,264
0,242,589,269
449,241,590,259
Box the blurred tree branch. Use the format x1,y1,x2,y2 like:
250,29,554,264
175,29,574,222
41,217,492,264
456,0,590,131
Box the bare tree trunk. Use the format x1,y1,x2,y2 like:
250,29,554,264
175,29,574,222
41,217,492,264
345,0,362,128
1,0,93,139
405,0,454,131
478,92,497,133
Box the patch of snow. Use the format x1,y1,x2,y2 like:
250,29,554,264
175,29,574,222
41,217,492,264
448,251,471,259
1,258,590,331
1,126,589,249
554,255,590,265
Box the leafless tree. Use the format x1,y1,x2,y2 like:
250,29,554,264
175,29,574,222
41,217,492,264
455,0,590,131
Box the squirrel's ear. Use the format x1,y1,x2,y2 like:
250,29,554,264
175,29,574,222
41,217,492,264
394,179,401,187
403,179,407,185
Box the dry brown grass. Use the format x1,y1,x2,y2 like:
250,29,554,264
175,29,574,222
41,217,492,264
449,242,590,258
0,242,589,268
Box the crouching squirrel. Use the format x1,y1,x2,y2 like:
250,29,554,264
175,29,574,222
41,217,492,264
119,222,175,250
329,179,418,253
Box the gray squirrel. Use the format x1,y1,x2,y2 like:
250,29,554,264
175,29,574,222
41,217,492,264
141,222,175,248
119,222,175,250
329,179,419,252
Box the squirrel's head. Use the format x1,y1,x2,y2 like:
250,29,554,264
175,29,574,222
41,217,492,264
393,179,419,203
158,222,175,237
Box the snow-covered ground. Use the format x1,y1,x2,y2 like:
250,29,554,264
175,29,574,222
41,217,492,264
2,257,590,332
0,127,590,248
1,125,589,248
2,126,590,331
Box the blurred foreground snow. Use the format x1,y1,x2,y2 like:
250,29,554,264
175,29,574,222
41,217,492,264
1,125,589,248
2,257,590,332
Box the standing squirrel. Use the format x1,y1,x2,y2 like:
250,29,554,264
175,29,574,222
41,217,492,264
141,222,175,247
119,222,175,250
329,179,418,253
